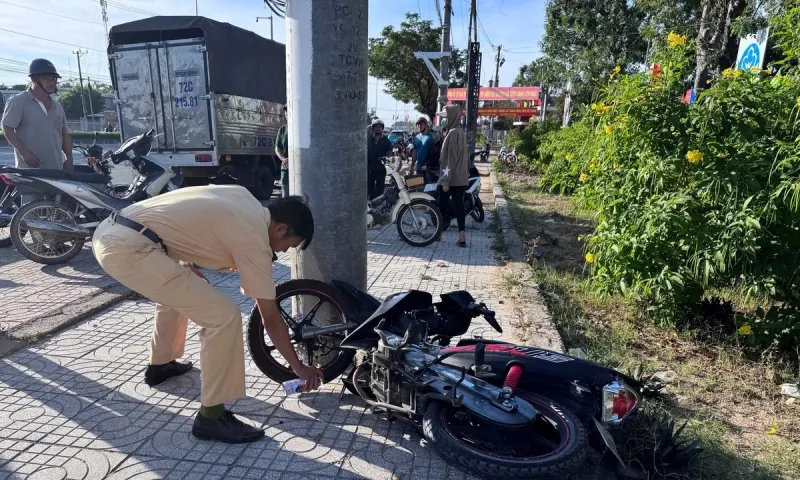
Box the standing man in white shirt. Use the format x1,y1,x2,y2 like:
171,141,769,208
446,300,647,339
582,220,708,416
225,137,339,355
1,59,73,204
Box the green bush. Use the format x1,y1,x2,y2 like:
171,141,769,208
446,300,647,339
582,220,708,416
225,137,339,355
506,119,561,167
539,12,800,351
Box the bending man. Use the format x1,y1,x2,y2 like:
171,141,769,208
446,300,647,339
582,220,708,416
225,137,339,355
93,186,322,443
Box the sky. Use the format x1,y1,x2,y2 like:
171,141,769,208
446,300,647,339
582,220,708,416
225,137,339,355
0,0,546,121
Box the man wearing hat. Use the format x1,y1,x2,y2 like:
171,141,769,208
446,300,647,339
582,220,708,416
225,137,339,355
1,59,73,204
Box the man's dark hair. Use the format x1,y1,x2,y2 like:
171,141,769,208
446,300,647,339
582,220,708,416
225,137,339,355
267,195,314,249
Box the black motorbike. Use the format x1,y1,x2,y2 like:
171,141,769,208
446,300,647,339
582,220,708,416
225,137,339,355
424,157,485,226
247,279,644,479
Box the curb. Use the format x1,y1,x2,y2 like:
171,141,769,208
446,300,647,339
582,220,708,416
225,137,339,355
0,284,136,358
488,165,566,354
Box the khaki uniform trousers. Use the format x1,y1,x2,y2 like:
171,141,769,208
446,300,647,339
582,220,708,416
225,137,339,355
93,218,245,406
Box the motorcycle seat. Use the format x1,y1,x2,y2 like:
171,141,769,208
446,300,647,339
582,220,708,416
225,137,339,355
1,167,108,185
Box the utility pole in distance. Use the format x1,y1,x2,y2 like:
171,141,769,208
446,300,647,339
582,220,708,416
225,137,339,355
438,0,452,115
73,50,89,126
87,77,96,130
256,16,274,40
285,0,369,294
490,44,503,144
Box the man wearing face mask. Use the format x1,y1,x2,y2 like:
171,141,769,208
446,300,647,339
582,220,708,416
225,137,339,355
1,60,73,194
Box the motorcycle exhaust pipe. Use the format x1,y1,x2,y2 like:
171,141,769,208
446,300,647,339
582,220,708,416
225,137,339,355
20,219,92,239
0,212,13,222
301,321,360,340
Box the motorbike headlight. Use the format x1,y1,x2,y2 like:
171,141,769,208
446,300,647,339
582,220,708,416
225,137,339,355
601,380,639,424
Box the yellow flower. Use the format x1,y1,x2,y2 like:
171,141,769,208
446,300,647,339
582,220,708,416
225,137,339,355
565,154,575,161
686,150,704,164
734,69,743,77
585,253,596,264
578,235,585,241
737,324,753,336
613,162,619,169
722,68,735,78
796,96,800,108
667,32,687,48
766,422,778,435
579,172,589,183
614,65,621,74
604,124,613,135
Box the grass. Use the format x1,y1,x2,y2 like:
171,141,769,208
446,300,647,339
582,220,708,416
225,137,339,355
494,164,800,480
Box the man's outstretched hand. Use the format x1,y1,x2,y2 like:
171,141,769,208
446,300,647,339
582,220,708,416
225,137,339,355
292,363,324,392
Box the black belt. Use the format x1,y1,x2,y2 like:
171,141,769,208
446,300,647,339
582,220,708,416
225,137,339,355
110,211,167,252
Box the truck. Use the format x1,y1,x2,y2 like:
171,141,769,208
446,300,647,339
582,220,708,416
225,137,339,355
107,16,286,199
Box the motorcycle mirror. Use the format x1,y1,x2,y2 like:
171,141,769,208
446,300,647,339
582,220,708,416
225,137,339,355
485,314,503,334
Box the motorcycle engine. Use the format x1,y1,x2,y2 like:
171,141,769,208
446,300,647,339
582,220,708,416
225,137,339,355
369,350,414,410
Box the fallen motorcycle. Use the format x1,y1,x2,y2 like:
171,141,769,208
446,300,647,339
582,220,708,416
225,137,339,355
367,155,443,247
247,279,644,478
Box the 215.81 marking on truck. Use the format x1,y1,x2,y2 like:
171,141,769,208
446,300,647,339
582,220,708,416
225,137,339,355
175,96,199,108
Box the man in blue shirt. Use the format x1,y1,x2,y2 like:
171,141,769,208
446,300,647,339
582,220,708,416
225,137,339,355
412,116,434,174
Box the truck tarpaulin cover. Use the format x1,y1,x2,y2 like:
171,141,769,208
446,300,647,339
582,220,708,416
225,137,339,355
108,16,286,103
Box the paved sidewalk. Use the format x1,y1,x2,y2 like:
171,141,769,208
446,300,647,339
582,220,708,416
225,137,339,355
0,169,549,480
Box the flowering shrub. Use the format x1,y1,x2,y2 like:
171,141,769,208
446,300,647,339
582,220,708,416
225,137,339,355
536,15,800,350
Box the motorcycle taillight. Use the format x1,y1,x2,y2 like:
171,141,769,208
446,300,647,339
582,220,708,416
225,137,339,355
0,174,13,185
601,380,638,424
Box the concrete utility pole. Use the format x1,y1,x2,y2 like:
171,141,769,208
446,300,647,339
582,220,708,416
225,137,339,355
286,0,369,292
73,50,88,125
438,0,452,114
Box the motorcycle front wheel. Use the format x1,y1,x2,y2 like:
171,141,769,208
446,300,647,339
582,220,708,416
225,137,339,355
422,392,588,479
396,199,443,247
0,186,20,248
10,200,86,265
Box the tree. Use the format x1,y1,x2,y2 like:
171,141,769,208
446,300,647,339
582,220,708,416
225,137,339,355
369,13,466,120
10,84,27,90
538,0,648,105
57,84,105,119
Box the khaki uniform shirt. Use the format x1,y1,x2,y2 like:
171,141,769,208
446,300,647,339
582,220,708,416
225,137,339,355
1,89,68,170
121,185,276,299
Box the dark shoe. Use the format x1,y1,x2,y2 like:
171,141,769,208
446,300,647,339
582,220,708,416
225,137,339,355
192,410,265,444
457,240,466,248
144,360,193,386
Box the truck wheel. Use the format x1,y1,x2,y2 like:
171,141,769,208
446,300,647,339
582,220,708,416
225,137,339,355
251,166,274,200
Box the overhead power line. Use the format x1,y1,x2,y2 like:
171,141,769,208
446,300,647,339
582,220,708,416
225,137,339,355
0,28,104,52
99,0,157,16
0,1,103,25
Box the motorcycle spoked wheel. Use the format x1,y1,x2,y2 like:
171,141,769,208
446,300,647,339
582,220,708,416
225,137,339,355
395,199,444,247
423,392,588,479
246,279,357,384
10,200,87,265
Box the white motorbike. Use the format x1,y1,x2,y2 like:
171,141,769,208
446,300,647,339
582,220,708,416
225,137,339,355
4,129,178,264
367,153,444,247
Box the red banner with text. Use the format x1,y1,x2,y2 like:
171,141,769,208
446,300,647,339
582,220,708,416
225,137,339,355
446,86,541,102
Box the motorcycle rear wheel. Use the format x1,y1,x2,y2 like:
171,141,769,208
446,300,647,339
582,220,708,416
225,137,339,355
422,392,588,479
10,200,86,265
247,279,357,384
470,197,485,223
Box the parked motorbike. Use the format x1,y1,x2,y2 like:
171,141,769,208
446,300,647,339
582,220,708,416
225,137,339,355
247,279,643,478
0,136,126,249
367,155,444,247
3,129,177,264
423,161,485,226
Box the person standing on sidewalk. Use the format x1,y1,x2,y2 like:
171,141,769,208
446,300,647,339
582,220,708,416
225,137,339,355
93,187,323,443
436,105,469,248
412,116,434,175
274,106,289,198
1,59,73,204
367,118,392,200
